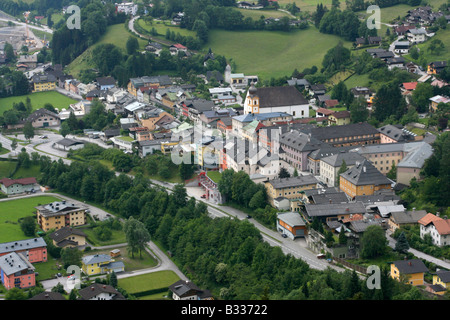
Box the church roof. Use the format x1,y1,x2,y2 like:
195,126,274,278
251,86,308,108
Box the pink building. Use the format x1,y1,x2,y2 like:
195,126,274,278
0,238,47,290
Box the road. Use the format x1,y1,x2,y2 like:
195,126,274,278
0,17,53,34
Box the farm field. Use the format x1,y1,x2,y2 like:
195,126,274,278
0,195,61,242
206,26,352,80
236,8,292,19
0,91,78,114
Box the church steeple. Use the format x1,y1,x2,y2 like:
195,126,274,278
244,82,259,114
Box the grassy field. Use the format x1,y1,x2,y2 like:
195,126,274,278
0,161,17,178
85,246,158,271
277,0,340,12
206,26,352,80
405,28,450,66
0,91,78,115
137,19,196,38
66,23,148,78
0,195,61,242
236,8,292,19
118,270,180,297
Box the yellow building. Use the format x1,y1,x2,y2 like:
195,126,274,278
431,270,450,295
32,73,57,92
48,226,87,248
265,175,319,206
328,110,351,126
82,254,124,276
339,159,391,199
390,259,428,286
36,201,87,232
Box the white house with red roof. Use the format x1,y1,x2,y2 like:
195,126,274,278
419,213,450,247
0,177,38,195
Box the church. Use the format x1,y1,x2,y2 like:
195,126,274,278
243,83,310,118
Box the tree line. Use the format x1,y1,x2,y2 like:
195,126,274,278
30,153,433,300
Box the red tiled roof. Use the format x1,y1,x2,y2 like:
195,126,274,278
317,107,334,116
324,99,339,108
0,177,37,187
403,82,417,90
433,219,450,235
418,213,441,226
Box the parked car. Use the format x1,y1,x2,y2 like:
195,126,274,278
246,215,252,219
282,234,287,238
201,194,206,198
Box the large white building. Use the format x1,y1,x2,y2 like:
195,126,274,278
243,84,310,118
115,2,138,15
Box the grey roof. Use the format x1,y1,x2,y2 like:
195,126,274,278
392,259,428,274
378,124,415,142
310,122,379,142
349,218,384,233
169,280,213,299
82,254,112,265
29,292,66,300
27,108,60,122
0,237,47,255
304,201,366,217
435,270,450,283
0,252,33,275
31,73,57,83
55,138,84,147
277,212,306,227
267,175,319,189
185,99,215,112
280,130,328,153
78,283,126,300
340,159,391,186
49,227,86,243
397,142,433,169
309,192,349,204
249,86,309,108
287,78,310,86
390,210,427,225
321,150,366,167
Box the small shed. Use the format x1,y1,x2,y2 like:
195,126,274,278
110,249,121,258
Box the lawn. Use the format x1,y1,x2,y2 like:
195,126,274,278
0,91,78,115
236,8,292,19
207,170,222,183
118,270,180,296
206,26,352,80
136,19,196,38
0,161,18,178
66,23,148,78
0,195,61,242
81,227,127,247
277,0,340,12
12,164,42,180
86,246,158,271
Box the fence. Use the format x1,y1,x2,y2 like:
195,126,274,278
333,257,368,274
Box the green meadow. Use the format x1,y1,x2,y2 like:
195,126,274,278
206,26,352,80
0,91,78,114
0,195,61,242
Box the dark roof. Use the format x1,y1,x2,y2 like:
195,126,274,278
309,192,349,204
310,122,379,141
341,159,391,186
392,259,428,274
321,151,366,167
78,283,126,300
29,292,66,300
206,70,224,82
31,73,57,84
435,270,450,283
185,99,215,112
55,138,84,147
267,175,319,189
96,76,116,86
250,86,308,108
49,226,86,243
0,177,37,187
169,280,213,300
304,201,366,217
280,130,328,153
27,108,60,123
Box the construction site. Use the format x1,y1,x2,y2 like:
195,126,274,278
0,10,47,54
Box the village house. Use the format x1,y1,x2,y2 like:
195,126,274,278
277,211,308,239
390,259,428,286
81,254,125,276
27,108,61,128
378,124,417,144
31,73,57,92
339,159,392,199
78,283,126,300
169,280,213,300
48,226,87,249
319,151,366,187
265,175,319,206
388,209,428,232
418,213,450,247
0,177,37,195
